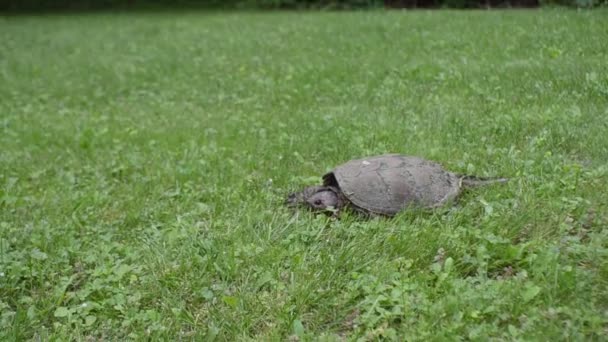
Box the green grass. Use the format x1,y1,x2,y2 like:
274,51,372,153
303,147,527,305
1,8,608,340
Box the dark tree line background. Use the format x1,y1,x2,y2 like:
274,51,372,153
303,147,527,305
0,0,604,12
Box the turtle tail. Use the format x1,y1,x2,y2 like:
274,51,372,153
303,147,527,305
459,175,509,187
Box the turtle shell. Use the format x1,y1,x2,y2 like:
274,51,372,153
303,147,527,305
322,154,462,216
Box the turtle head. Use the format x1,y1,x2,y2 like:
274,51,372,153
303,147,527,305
306,188,340,211
286,186,342,212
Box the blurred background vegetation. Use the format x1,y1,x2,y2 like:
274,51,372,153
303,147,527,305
1,0,606,11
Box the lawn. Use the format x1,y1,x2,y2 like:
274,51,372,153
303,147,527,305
1,8,607,340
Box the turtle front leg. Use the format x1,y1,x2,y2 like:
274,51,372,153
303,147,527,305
330,208,341,220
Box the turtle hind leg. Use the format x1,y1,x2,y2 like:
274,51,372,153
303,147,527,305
459,175,509,187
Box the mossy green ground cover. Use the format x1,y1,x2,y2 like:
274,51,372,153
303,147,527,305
1,9,608,340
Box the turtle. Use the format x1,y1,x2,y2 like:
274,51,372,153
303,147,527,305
286,154,508,217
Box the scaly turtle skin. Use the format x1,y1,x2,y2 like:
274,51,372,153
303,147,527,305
286,154,508,217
